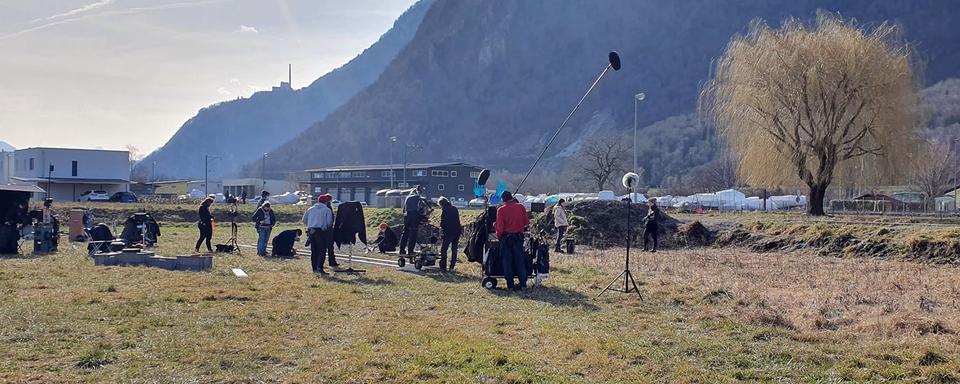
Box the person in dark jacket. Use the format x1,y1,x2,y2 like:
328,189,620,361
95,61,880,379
373,223,398,253
333,201,367,247
399,187,426,255
322,194,338,267
271,228,301,257
195,197,215,253
438,197,462,271
643,198,660,252
241,190,247,204
252,201,277,256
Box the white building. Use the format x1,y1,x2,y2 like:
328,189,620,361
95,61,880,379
12,147,130,201
0,150,13,185
223,178,298,198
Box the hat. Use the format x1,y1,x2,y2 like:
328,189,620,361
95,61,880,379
318,195,331,203
262,201,271,207
379,223,388,230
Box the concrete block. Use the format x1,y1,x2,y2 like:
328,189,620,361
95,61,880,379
147,256,178,270
92,252,119,266
117,252,147,266
176,255,212,271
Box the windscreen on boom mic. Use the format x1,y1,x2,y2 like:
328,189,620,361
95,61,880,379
608,51,621,71
622,172,640,189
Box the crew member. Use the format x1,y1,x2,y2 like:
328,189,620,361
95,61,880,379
643,198,660,252
303,195,333,274
374,223,398,253
322,194,338,267
252,201,276,256
271,228,301,257
258,190,271,208
438,197,462,271
41,198,59,250
495,191,529,291
553,199,569,253
399,187,425,256
42,198,54,225
195,197,215,253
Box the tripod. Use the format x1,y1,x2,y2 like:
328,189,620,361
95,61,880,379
226,203,241,255
598,189,642,299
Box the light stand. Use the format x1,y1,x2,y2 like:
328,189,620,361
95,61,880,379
598,172,642,299
226,202,241,254
335,243,366,274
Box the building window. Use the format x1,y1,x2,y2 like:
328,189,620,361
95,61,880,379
412,170,427,177
314,187,322,193
458,184,465,191
351,171,366,178
470,171,480,179
398,182,409,188
72,161,78,176
29,158,34,170
312,172,322,179
451,171,457,177
438,184,445,191
381,170,395,178
431,170,449,177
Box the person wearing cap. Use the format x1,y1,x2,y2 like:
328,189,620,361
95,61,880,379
495,191,530,291
302,195,334,274
252,201,276,256
257,190,271,208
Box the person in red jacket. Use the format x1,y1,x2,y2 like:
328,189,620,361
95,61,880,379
495,191,529,291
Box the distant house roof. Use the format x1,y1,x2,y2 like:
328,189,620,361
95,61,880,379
305,162,483,172
12,176,129,184
0,184,45,193
853,193,900,202
15,147,129,153
150,180,188,185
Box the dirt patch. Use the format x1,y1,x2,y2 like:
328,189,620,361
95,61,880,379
674,221,714,247
530,200,680,248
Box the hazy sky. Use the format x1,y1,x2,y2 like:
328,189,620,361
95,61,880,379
0,0,416,154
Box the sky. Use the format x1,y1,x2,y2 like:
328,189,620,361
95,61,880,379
0,0,417,155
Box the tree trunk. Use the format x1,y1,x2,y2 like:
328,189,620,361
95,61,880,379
807,182,829,216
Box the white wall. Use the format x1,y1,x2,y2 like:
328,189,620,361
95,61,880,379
14,147,129,181
0,150,13,184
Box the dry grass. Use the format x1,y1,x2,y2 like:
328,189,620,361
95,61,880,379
1,221,959,382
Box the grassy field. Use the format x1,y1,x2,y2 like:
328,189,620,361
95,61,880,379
1,220,958,383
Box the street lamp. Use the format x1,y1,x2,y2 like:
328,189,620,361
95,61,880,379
204,154,221,196
633,92,645,175
402,143,421,188
389,136,398,188
151,161,157,181
261,153,268,190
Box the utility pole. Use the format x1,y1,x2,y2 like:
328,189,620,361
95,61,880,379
261,153,268,190
151,161,157,181
204,154,221,196
389,136,398,189
402,143,421,188
633,93,645,174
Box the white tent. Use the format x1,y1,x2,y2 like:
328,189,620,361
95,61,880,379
715,189,746,210
768,195,806,210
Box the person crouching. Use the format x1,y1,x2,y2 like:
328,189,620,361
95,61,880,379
302,195,334,274
252,201,276,256
271,228,301,257
374,223,398,253
495,191,530,291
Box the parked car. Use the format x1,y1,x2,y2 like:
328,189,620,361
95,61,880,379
109,192,138,203
79,190,110,202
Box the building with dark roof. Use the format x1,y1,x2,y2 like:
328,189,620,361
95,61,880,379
305,162,484,204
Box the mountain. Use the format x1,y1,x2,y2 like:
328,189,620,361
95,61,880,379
0,141,14,152
134,0,432,180
256,0,960,188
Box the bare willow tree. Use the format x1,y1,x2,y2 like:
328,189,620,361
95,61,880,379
573,133,629,191
909,140,954,209
701,15,920,215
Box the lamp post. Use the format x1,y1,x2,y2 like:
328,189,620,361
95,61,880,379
633,93,645,175
204,154,221,196
261,153,268,190
389,136,398,189
47,164,54,199
954,138,959,211
402,143,422,189
151,161,157,181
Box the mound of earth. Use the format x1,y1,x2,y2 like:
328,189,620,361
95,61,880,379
531,200,680,249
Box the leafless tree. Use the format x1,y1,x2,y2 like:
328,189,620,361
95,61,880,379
685,152,739,192
909,140,954,209
573,133,630,191
701,15,920,215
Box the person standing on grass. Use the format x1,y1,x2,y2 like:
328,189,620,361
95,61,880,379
399,186,426,256
252,201,276,256
241,190,247,205
495,191,530,291
322,194,338,267
643,198,660,253
195,197,215,253
553,199,569,253
303,195,334,274
438,197,462,271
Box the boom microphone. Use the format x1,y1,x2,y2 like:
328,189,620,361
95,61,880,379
515,51,622,193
